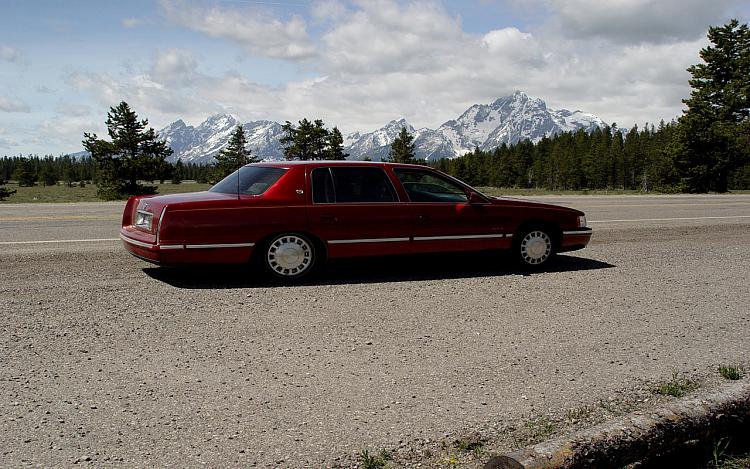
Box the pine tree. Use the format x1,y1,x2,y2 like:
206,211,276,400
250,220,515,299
325,127,349,160
214,125,256,178
281,119,317,160
0,176,16,201
12,157,37,187
61,156,75,187
281,118,345,160
280,121,299,160
388,127,416,164
40,166,58,186
83,102,173,200
311,119,329,160
671,19,750,192
171,160,184,184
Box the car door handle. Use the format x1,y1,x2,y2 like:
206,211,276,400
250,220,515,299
320,215,338,223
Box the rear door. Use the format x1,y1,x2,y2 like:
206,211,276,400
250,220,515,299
307,165,412,258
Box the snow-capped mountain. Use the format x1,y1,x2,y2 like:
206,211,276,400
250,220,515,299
344,118,417,162
159,115,285,163
436,91,604,156
157,92,605,164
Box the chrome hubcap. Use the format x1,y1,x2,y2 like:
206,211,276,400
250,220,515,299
520,230,552,265
267,235,312,276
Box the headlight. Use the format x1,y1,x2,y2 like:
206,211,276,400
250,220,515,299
135,210,153,230
578,215,587,228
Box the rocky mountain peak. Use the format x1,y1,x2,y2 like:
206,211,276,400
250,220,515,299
157,93,604,163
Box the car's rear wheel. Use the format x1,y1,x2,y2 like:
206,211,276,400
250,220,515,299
263,233,316,280
515,228,554,268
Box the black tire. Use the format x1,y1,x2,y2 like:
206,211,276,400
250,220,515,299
261,233,317,280
514,227,555,269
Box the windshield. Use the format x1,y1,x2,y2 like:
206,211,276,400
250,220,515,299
209,166,287,195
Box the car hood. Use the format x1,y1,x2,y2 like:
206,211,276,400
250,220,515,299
489,196,583,215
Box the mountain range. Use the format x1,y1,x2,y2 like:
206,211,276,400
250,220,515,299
157,91,605,164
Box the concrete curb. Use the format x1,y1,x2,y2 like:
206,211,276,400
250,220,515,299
483,379,750,469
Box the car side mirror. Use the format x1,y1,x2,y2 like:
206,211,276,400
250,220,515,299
468,192,488,205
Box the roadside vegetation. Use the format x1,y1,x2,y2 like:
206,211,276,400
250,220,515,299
718,365,744,381
359,449,391,469
0,181,210,203
652,371,701,398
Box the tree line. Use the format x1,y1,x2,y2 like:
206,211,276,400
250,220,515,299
431,121,699,191
0,154,215,187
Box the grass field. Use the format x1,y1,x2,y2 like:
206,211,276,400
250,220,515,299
0,182,212,203
1,182,747,203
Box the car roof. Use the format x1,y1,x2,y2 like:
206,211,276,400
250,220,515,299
246,160,430,169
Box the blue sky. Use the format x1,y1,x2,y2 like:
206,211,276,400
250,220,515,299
1,0,748,155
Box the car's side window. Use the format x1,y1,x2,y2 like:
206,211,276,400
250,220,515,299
393,169,468,203
329,167,398,203
311,167,336,203
312,167,398,203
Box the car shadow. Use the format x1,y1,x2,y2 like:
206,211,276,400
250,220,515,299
142,252,615,289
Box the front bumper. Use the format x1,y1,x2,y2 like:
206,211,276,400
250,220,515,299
559,227,593,253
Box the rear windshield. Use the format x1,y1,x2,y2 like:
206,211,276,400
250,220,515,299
209,166,287,195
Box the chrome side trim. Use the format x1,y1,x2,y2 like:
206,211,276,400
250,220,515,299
121,233,253,250
184,243,255,249
562,230,593,235
328,237,410,245
413,234,508,241
120,233,155,249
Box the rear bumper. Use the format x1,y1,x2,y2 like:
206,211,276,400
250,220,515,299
120,233,184,264
559,228,593,253
119,231,255,264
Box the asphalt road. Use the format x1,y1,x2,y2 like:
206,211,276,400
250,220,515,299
1,195,749,467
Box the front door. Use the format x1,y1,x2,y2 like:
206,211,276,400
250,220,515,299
392,168,507,253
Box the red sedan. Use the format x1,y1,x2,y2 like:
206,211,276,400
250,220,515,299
120,162,591,280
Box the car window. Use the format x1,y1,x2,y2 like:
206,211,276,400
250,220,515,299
311,168,336,203
312,167,397,203
393,169,468,203
210,166,287,196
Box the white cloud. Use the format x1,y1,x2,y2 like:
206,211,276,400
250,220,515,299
1,45,25,64
34,116,105,151
0,96,30,113
311,0,349,23
150,49,200,87
54,102,92,117
159,0,316,61
66,70,223,128
0,136,19,149
321,0,466,74
66,0,734,138
543,0,737,44
122,17,145,28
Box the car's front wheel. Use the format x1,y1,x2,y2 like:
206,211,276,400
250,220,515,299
263,233,316,280
515,228,554,268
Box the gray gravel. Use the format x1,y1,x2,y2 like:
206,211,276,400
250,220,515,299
1,196,750,467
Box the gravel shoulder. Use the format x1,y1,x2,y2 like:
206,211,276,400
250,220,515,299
1,203,749,467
